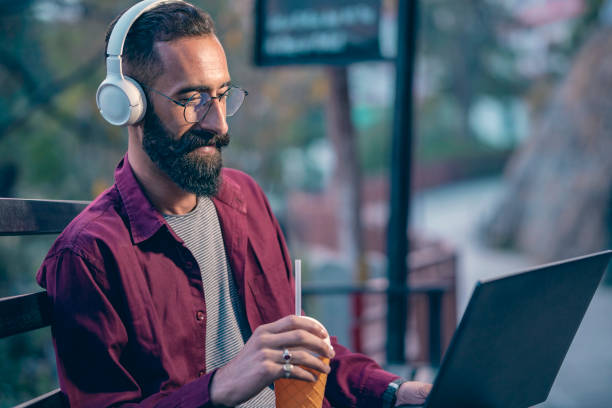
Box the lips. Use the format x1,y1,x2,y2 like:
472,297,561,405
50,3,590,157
196,145,218,154
171,129,229,156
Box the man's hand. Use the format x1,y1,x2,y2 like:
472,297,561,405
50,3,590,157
209,315,335,407
395,381,432,406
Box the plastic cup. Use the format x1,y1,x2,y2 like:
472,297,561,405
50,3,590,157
274,317,332,408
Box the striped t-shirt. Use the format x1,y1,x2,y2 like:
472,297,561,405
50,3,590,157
164,197,275,407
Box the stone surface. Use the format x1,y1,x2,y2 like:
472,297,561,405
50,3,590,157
482,28,612,262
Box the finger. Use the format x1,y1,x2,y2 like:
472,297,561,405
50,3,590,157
278,363,319,383
407,381,431,399
397,381,432,405
264,315,328,338
279,349,331,375
418,383,432,398
267,329,333,358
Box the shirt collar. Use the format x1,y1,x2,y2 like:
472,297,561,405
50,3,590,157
114,153,247,245
212,170,247,215
114,154,167,244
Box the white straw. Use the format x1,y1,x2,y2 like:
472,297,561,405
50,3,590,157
295,259,301,316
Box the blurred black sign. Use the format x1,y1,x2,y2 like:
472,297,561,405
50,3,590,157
254,0,384,66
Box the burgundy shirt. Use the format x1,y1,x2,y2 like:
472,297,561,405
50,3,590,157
37,155,398,407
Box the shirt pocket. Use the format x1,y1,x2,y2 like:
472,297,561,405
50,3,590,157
246,240,294,323
248,269,293,325
248,235,288,280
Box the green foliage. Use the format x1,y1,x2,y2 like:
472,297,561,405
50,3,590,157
23,120,68,185
417,0,526,145
0,330,57,408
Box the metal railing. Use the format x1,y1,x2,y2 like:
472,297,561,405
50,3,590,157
301,252,457,367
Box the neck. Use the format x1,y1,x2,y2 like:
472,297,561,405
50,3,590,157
127,132,197,215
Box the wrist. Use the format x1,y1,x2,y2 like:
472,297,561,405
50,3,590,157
209,368,234,407
382,378,406,408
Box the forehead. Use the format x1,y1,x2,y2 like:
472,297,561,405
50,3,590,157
153,35,230,93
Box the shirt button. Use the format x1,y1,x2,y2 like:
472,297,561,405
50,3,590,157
196,311,205,321
198,370,205,377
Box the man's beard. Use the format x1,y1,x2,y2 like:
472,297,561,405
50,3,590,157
142,110,230,197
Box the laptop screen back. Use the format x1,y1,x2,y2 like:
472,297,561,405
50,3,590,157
424,250,611,408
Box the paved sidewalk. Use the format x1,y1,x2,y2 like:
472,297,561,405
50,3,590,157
413,177,612,408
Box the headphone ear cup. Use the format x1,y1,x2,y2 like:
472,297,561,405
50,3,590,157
96,75,147,126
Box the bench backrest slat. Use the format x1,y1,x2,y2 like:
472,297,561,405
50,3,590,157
0,198,88,235
0,291,53,339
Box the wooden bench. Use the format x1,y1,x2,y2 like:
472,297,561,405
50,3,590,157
0,198,88,408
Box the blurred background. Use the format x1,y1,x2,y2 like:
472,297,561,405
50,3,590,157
1,0,611,406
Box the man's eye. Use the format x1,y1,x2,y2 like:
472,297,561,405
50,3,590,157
180,93,197,100
219,88,231,98
182,95,202,105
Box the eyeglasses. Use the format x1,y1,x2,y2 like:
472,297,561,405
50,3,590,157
145,85,248,123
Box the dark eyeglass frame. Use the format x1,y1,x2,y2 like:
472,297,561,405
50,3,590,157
144,85,248,123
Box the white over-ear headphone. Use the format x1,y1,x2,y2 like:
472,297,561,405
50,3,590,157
96,0,184,126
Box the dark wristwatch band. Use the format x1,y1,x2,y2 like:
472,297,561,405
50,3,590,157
382,378,406,408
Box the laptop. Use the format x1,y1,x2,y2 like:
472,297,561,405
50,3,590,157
404,250,612,408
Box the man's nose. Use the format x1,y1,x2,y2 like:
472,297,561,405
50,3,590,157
199,99,228,136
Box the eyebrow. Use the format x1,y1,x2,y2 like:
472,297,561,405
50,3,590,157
174,81,232,96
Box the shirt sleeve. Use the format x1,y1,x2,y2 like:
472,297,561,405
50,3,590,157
39,248,217,408
326,339,400,408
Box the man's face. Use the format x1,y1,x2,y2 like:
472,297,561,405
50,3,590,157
142,35,231,197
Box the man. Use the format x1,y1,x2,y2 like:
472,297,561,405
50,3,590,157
37,1,431,407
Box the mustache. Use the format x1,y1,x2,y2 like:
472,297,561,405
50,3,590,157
169,129,230,155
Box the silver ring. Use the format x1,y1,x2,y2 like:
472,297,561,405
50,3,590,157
282,363,293,379
282,348,292,363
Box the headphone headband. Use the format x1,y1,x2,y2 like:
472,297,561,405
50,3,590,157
106,0,185,71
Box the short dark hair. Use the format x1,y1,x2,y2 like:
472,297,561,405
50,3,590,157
105,1,216,87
